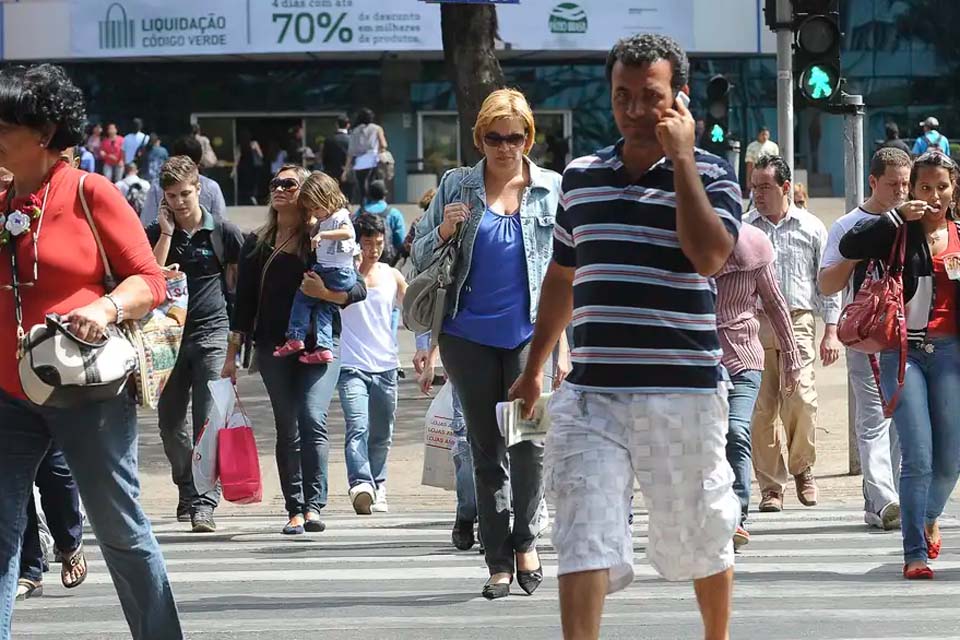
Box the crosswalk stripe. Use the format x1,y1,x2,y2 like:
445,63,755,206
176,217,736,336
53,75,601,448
12,507,960,639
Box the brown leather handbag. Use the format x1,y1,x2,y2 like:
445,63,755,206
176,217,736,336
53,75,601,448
837,226,907,417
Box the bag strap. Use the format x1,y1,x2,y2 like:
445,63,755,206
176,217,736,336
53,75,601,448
251,233,295,337
870,229,908,418
77,174,118,291
427,174,473,352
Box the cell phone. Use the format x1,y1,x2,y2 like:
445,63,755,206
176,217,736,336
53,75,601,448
676,91,690,110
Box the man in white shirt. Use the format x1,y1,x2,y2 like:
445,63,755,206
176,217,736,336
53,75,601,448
818,147,912,530
744,127,780,197
745,154,842,512
116,162,150,197
123,117,149,164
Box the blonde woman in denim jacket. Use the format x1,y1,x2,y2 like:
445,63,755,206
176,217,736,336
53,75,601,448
412,89,569,600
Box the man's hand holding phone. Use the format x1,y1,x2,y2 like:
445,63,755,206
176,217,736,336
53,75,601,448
158,201,176,236
655,91,696,163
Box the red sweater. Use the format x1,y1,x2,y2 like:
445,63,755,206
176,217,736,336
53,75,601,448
100,136,124,167
0,162,166,400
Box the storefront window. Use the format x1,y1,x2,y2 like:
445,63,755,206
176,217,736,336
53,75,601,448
419,112,460,177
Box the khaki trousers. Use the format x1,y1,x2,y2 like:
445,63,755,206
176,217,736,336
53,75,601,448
751,310,818,495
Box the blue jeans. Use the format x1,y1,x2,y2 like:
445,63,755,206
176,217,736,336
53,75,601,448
0,392,181,639
880,336,960,564
451,386,478,522
726,370,762,526
287,266,357,349
257,345,339,517
20,446,82,583
337,368,398,489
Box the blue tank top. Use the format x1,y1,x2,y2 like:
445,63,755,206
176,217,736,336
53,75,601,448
443,208,532,349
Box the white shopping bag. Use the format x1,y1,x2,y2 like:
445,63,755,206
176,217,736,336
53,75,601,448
192,378,236,496
421,383,457,491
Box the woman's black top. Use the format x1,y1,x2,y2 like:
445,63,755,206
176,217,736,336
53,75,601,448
232,233,367,348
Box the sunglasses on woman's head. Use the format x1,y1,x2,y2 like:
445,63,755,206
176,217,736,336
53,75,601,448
269,178,299,192
483,132,526,149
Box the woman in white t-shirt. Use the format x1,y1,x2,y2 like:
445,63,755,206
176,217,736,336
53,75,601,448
336,212,407,514
346,108,388,203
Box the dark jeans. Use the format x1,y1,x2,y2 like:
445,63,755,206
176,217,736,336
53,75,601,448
287,266,357,349
353,168,375,203
157,329,227,511
439,333,545,575
726,370,762,526
19,446,83,583
257,343,340,517
0,392,181,639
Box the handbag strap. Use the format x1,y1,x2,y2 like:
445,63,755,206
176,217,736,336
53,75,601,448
251,233,295,337
77,174,117,291
870,227,908,418
427,174,472,352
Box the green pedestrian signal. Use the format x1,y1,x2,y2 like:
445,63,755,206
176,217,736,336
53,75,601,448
710,124,725,143
807,66,833,98
799,63,840,102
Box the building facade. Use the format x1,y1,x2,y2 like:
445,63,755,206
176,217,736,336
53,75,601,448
0,0,945,202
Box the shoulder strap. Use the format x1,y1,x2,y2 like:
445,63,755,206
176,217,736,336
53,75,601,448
78,174,117,291
210,219,225,267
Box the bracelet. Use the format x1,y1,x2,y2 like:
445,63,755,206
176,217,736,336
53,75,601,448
104,293,123,324
161,232,173,238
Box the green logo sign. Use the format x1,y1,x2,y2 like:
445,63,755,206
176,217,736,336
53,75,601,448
710,124,725,143
806,65,835,100
549,3,587,34
99,2,136,50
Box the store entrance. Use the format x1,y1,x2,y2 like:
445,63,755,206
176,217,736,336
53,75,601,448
192,112,343,205
235,117,301,205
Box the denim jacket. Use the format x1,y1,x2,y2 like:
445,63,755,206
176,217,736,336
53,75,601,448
411,157,561,324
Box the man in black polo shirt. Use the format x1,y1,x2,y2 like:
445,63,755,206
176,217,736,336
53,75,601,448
511,34,741,639
147,156,244,533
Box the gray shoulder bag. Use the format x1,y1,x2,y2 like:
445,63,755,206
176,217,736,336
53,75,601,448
402,169,472,349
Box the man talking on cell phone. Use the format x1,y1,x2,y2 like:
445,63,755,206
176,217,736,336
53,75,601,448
145,156,245,533
510,33,742,640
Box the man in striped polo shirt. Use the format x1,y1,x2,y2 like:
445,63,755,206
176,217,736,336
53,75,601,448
510,34,742,639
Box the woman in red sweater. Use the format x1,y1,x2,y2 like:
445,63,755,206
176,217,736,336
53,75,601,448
0,65,182,638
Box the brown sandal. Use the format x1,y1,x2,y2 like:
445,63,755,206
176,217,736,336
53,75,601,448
16,578,43,600
61,544,87,589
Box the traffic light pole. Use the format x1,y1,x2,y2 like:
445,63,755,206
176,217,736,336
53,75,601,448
841,92,865,476
775,0,794,177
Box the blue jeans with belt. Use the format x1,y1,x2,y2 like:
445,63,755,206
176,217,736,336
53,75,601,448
257,345,339,517
880,336,960,564
337,367,398,490
0,392,181,640
726,370,762,526
19,446,83,583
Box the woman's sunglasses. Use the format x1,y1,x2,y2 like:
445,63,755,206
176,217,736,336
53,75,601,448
483,133,527,149
269,178,300,192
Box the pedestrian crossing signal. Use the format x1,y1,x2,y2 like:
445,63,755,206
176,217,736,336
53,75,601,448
792,1,843,110
710,124,725,144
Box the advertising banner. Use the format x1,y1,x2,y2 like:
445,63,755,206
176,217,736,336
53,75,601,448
72,0,246,58
70,0,697,59
497,0,695,52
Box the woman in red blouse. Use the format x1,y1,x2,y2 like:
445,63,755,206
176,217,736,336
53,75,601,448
0,64,182,638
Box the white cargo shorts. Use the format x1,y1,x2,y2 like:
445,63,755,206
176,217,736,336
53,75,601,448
545,384,739,592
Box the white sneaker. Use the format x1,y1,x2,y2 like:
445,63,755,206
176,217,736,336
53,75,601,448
371,486,388,513
349,483,375,515
864,501,901,530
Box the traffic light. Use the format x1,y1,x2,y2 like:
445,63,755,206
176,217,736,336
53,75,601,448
793,0,842,109
700,75,732,156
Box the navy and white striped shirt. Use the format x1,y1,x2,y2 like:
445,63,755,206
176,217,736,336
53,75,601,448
553,143,742,394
